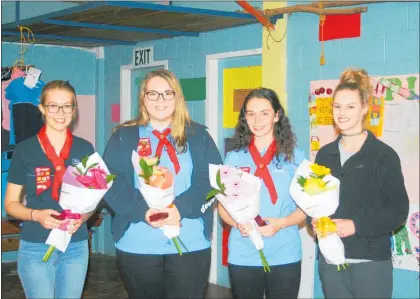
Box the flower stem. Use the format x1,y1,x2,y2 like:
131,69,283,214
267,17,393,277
42,246,55,262
177,237,189,253
259,250,271,273
172,237,183,256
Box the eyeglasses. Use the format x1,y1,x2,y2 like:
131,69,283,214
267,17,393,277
145,90,175,101
43,104,75,114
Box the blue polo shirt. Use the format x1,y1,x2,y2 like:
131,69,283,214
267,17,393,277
115,124,211,254
224,147,306,266
6,134,94,243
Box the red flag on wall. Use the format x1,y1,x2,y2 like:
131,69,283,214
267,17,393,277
319,13,361,41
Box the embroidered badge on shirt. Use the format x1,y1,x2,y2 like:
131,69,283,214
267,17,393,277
35,167,51,195
239,166,251,173
137,138,152,157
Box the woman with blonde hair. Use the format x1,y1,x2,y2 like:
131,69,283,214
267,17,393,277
102,69,222,299
310,68,409,298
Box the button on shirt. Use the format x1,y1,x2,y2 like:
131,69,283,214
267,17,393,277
116,125,211,254
224,147,306,266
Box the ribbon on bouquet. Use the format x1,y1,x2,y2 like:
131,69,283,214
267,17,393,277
53,209,81,231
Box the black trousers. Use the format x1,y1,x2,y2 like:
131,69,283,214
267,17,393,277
228,261,301,299
318,255,393,298
116,248,211,299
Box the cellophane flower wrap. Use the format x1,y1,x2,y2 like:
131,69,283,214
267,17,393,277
208,164,270,272
131,151,185,255
43,153,116,261
290,159,348,270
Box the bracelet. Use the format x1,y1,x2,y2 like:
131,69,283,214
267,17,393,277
30,209,34,221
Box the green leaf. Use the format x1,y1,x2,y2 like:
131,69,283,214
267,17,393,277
75,166,84,175
81,155,89,169
85,162,99,172
309,173,317,178
297,176,306,188
139,158,152,182
206,189,223,201
318,174,326,179
216,170,226,193
106,174,116,183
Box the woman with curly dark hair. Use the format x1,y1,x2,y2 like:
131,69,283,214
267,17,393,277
218,88,307,299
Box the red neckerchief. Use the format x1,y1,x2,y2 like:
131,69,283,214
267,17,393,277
152,128,180,174
248,138,278,204
38,125,73,200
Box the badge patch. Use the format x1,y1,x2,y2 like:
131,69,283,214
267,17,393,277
137,138,152,157
35,167,51,195
239,166,251,173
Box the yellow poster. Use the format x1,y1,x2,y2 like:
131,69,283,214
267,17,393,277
223,66,262,128
365,95,385,137
316,97,333,126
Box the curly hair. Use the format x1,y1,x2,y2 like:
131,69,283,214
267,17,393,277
227,88,297,162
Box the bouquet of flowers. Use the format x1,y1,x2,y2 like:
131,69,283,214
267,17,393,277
290,159,348,270
207,164,270,272
43,153,116,261
131,151,186,255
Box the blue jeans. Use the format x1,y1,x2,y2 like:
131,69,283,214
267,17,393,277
18,239,89,299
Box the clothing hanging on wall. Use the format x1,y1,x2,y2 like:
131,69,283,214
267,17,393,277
5,76,45,145
2,67,26,131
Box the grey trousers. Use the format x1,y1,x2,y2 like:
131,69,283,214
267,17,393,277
318,255,393,299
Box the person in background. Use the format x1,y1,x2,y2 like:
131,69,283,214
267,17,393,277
310,68,409,299
5,80,95,298
102,69,222,299
219,88,306,299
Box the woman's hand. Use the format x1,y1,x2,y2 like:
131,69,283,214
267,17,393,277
333,219,356,238
258,217,287,237
162,205,181,226
32,209,63,230
238,222,253,237
145,208,165,228
67,218,83,234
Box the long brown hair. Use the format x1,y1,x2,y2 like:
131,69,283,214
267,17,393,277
333,68,373,130
113,69,191,150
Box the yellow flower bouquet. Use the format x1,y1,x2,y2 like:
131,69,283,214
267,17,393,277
290,159,348,270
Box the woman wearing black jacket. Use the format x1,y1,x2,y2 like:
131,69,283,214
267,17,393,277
310,68,409,299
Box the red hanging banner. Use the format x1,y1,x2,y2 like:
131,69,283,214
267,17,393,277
319,13,361,41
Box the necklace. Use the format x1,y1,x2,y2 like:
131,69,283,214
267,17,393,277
342,130,366,137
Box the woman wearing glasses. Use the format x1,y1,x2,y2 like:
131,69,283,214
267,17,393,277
5,80,95,298
102,69,222,299
218,88,306,299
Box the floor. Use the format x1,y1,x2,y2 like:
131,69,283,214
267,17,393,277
1,253,232,299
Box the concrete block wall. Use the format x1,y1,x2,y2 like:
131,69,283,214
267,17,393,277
286,2,419,298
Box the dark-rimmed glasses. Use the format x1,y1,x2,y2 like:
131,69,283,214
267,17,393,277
43,104,75,114
145,90,175,101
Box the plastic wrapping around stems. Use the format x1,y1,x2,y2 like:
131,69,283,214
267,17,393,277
43,152,115,262
289,159,347,269
253,215,270,272
131,151,186,255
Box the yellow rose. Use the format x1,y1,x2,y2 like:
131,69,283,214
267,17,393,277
310,163,331,177
303,177,327,196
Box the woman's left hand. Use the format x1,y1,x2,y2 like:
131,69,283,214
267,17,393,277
67,218,83,234
162,205,181,226
332,219,356,238
258,218,287,237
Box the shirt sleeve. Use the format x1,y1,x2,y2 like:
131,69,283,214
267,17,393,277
102,128,149,223
7,145,27,185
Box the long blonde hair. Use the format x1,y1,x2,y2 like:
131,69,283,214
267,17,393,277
113,69,191,149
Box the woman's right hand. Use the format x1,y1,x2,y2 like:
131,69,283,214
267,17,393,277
145,208,165,228
32,209,63,230
237,222,253,237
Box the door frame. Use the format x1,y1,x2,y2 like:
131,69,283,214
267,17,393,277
120,60,169,123
205,48,262,284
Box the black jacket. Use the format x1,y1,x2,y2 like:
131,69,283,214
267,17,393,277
311,131,409,260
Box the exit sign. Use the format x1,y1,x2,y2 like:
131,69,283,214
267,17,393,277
133,47,154,67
